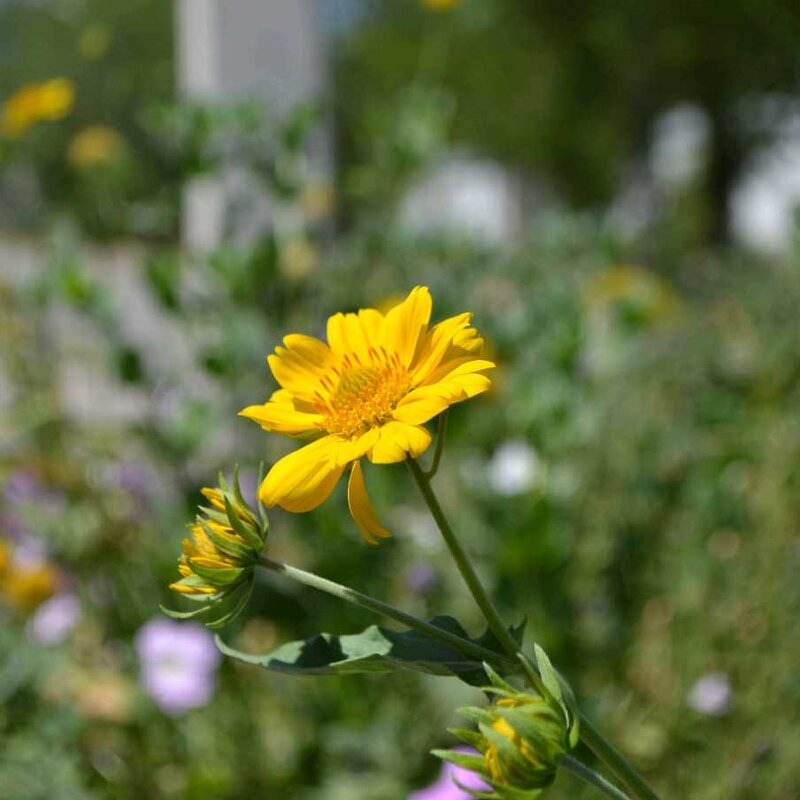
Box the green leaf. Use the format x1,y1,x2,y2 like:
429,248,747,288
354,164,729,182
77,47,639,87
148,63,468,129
215,615,509,685
534,643,562,706
432,749,486,774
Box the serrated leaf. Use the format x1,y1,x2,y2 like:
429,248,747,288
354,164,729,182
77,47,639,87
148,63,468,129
216,615,511,684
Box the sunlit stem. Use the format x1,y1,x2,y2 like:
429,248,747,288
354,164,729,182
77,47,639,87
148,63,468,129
562,755,632,800
423,410,449,479
257,557,514,669
578,716,660,800
407,459,661,800
407,458,520,657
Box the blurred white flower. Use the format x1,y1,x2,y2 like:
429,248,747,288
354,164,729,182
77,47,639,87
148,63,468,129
488,440,541,496
687,672,732,716
28,592,81,645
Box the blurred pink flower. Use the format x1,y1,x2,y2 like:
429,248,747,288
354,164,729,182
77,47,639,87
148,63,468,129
135,618,221,715
409,748,490,800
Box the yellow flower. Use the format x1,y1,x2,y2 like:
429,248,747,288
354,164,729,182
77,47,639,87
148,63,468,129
422,0,462,11
67,125,125,170
0,538,60,612
585,264,680,322
240,286,494,543
279,237,320,281
1,78,75,138
166,469,267,628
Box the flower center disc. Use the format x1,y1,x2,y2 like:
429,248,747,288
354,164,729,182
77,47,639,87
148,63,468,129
323,360,409,438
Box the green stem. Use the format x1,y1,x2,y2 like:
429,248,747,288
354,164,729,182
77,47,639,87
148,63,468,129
562,755,632,800
407,458,520,657
424,410,449,479
407,458,661,800
257,557,513,669
579,715,659,800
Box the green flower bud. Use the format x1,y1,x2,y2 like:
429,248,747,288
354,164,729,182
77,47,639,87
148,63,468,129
163,466,268,628
435,666,576,799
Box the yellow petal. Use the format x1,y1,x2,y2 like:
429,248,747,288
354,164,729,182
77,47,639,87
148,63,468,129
267,334,334,401
368,421,432,464
358,308,385,348
326,309,385,364
435,372,493,399
331,427,381,466
451,325,484,353
391,386,453,425
347,460,392,544
418,356,495,388
239,399,323,436
190,555,238,570
259,436,345,512
170,582,216,595
384,286,432,367
410,312,472,384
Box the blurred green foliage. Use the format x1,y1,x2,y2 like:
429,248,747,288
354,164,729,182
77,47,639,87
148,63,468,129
339,0,800,239
2,2,800,799
2,206,800,797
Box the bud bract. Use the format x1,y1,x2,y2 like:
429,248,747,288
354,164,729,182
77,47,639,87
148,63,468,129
164,466,267,628
434,665,576,799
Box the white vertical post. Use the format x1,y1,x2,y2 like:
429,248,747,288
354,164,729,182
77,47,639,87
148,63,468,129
175,0,329,253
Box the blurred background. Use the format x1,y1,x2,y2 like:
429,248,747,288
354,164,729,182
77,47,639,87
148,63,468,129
1,1,799,798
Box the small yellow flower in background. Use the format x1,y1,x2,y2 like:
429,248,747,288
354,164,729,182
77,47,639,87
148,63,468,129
279,237,320,281
0,537,60,612
585,264,680,323
422,0,462,11
241,286,494,543
68,125,125,170
299,179,335,221
166,468,268,628
1,78,75,138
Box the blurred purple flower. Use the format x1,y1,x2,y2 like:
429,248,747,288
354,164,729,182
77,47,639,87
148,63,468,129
12,534,49,568
406,562,439,594
409,748,490,800
5,467,65,514
0,514,28,542
687,672,732,716
28,592,81,645
5,468,40,504
117,462,155,502
135,618,221,716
